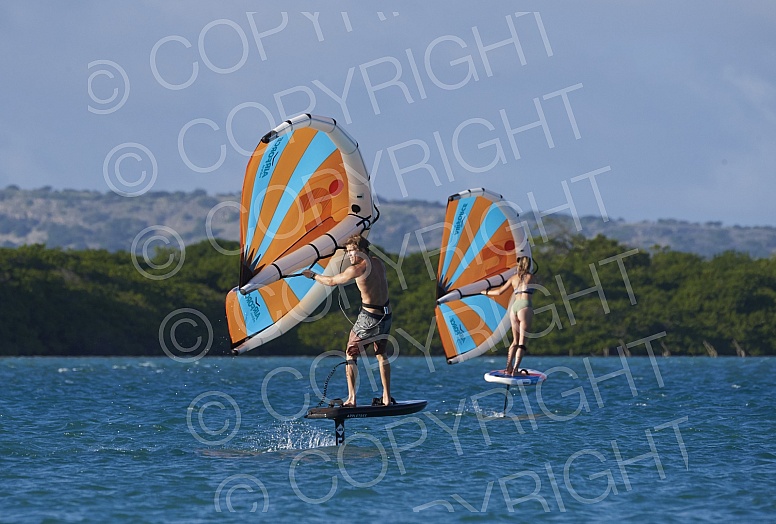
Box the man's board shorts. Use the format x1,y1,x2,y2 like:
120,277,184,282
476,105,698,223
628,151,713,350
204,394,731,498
346,308,393,359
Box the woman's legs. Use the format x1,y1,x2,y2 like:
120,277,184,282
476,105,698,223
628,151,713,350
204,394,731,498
505,342,517,374
509,307,533,374
506,310,520,374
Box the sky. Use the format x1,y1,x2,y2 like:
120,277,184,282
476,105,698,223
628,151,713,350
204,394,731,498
1,1,775,227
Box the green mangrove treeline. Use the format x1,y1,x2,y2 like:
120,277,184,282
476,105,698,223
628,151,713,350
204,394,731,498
1,235,775,357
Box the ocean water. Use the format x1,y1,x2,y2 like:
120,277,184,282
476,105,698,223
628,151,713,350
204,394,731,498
1,355,774,523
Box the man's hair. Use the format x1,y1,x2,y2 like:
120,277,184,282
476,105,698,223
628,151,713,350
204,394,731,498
345,234,370,252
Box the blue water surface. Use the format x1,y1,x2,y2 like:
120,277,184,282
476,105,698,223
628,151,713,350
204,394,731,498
1,355,774,523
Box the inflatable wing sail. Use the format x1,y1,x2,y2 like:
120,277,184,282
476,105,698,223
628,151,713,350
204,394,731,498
435,188,531,364
226,114,375,355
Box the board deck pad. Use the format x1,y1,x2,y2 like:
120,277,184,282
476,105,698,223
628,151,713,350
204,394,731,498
305,400,427,420
484,369,547,386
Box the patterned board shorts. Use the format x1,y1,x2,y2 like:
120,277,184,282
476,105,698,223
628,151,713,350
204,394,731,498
346,309,393,358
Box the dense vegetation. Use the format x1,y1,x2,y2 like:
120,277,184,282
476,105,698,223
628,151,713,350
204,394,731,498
1,235,774,357
3,186,776,258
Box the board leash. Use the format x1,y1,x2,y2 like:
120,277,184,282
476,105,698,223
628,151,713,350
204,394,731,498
315,360,348,408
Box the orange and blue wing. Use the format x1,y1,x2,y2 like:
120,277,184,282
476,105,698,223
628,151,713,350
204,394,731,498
226,115,374,354
435,188,530,364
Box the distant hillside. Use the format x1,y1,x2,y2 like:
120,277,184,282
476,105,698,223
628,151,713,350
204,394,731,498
2,186,775,258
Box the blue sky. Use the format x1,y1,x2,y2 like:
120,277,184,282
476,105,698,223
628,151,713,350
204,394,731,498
1,1,774,226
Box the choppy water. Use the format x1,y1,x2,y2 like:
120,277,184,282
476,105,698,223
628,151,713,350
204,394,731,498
1,355,774,523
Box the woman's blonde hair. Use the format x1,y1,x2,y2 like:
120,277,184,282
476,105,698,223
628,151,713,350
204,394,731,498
517,256,531,277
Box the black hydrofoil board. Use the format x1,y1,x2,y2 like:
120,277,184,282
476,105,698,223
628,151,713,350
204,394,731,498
305,400,427,420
